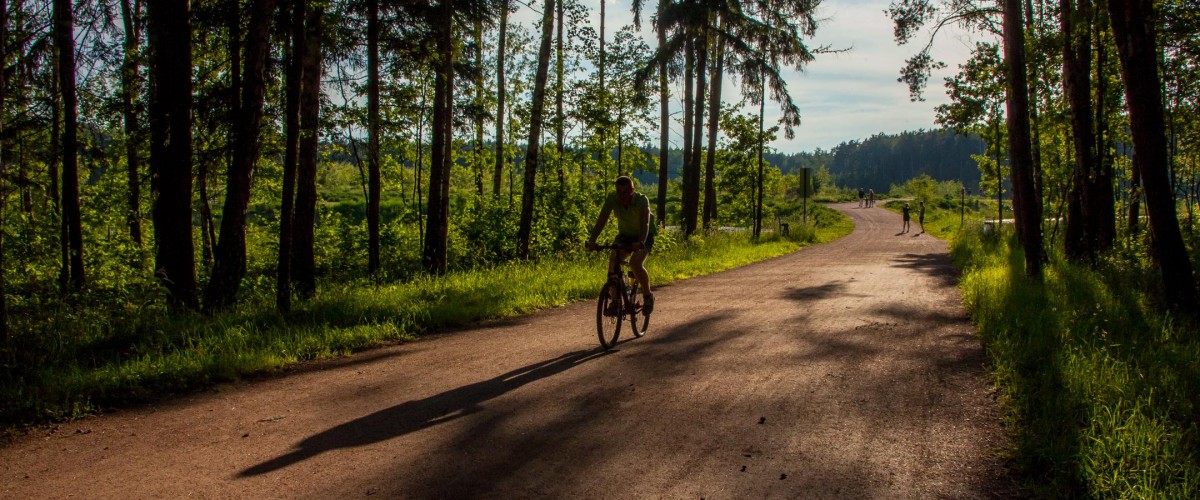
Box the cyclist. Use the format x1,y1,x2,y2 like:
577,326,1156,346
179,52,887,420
586,176,656,314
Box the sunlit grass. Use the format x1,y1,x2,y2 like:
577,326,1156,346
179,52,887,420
2,206,851,428
946,208,1200,498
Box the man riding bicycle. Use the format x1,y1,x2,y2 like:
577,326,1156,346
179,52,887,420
586,176,655,314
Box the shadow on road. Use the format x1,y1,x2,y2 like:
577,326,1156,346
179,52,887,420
891,252,959,288
781,281,848,302
238,348,607,477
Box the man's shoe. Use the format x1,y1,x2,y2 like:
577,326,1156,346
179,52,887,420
643,293,655,315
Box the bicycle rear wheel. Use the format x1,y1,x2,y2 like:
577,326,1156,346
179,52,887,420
596,282,622,349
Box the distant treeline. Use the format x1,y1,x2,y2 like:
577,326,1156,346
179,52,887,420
636,129,985,191
328,128,985,193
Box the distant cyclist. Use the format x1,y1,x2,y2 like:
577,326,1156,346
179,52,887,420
586,176,655,314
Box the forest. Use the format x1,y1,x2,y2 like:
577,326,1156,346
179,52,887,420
1,0,1199,495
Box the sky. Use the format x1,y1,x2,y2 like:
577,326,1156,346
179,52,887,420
514,0,994,154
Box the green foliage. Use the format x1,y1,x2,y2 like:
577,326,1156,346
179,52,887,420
951,223,1200,498
0,212,851,429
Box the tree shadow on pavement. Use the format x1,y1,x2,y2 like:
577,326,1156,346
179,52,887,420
237,348,608,477
891,252,960,288
781,281,849,302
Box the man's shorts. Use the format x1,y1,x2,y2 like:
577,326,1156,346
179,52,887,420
614,233,654,253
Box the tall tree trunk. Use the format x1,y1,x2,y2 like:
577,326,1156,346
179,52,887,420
681,38,694,235
755,78,766,238
120,0,144,247
1092,12,1115,251
517,0,555,260
278,0,304,313
204,0,276,310
1062,0,1097,262
423,1,454,274
494,1,507,198
703,28,723,229
292,2,323,295
1106,0,1196,307
473,18,485,199
147,0,197,308
54,0,84,290
1003,0,1043,276
554,0,565,190
688,27,709,236
656,23,669,226
367,0,381,274
1,0,8,343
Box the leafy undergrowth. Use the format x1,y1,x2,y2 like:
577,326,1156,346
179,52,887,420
1,206,852,429
950,227,1200,498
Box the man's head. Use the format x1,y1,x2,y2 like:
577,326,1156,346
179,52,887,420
616,176,635,204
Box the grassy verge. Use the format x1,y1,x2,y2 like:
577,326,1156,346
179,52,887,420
919,202,1200,498
1,206,852,430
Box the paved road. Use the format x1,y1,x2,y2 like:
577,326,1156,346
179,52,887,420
1,203,1015,499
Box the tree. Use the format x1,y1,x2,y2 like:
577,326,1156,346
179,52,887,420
293,0,324,294
1105,0,1196,308
1002,0,1043,277
147,0,198,308
517,0,554,260
1,0,8,343
423,1,454,274
204,0,277,311
119,0,144,247
367,0,381,274
494,0,508,198
277,0,309,312
54,0,84,291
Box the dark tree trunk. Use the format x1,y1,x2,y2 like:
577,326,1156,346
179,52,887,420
147,0,198,308
688,27,709,236
755,79,766,238
1003,0,1044,276
204,0,276,311
292,1,323,295
423,1,454,274
1,0,8,343
54,0,84,291
656,23,668,226
1106,0,1196,307
703,31,723,229
120,0,144,247
494,1,507,198
517,0,555,260
367,0,380,274
681,39,694,234
554,0,565,188
1092,14,1115,251
473,19,485,199
1062,0,1098,262
278,0,304,313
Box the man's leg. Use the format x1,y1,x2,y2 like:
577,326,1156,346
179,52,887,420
630,249,654,314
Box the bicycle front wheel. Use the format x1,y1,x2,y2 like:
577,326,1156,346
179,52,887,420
626,282,646,338
596,282,622,349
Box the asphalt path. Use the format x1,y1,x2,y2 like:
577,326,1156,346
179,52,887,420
1,202,1017,498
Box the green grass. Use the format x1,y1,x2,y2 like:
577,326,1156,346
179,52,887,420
919,203,1200,498
1,205,852,429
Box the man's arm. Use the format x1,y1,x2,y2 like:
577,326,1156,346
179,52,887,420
588,208,611,245
638,205,650,246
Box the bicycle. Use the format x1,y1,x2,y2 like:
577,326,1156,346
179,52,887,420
591,244,650,350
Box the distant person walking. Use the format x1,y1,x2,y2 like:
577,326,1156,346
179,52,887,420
901,203,911,233
868,189,875,207
917,201,926,234
858,188,865,208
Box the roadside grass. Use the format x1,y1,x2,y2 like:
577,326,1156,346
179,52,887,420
1,205,852,429
919,203,1200,498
